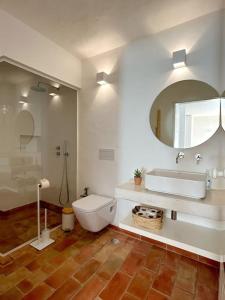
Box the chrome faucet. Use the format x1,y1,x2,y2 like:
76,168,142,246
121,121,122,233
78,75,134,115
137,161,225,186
195,153,202,164
176,152,184,164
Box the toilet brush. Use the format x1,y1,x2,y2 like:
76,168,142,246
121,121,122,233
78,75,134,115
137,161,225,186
30,179,55,250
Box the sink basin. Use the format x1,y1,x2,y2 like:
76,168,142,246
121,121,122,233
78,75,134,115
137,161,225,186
145,169,206,199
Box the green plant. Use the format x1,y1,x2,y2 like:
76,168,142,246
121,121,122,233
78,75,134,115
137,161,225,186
134,169,142,178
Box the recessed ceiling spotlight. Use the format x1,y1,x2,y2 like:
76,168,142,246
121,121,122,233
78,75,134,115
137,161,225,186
172,49,186,69
52,83,60,89
49,85,60,96
96,72,109,85
19,96,28,104
49,92,57,97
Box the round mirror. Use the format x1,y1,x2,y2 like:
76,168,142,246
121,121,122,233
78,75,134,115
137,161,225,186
221,91,225,130
15,110,34,145
150,80,220,149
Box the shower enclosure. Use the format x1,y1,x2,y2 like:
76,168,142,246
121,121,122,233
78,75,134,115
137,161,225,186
0,61,77,255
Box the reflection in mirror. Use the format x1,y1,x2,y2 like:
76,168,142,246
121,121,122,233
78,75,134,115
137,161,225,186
150,80,220,149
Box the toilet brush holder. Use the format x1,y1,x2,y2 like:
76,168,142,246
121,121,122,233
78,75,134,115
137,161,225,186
41,228,50,241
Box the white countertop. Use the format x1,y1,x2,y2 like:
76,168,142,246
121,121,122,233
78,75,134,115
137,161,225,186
115,182,225,221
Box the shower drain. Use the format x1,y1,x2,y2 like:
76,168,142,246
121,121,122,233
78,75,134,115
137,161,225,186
111,238,120,244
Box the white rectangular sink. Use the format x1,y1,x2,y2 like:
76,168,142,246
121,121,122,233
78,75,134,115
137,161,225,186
145,169,206,199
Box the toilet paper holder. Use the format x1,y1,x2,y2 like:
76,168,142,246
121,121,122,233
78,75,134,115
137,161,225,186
30,178,55,250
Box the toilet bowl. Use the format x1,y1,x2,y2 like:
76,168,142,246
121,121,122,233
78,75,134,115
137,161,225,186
72,194,116,232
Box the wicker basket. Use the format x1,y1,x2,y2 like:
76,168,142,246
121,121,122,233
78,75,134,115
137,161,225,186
132,206,163,230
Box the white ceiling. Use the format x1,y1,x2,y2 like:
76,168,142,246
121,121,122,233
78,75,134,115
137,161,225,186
0,0,224,58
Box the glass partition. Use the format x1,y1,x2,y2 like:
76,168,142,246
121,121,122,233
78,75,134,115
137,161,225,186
0,61,77,254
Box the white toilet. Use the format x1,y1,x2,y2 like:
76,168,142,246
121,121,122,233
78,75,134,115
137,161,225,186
72,194,116,232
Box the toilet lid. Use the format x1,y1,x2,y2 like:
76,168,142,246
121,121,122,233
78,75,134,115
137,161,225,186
72,194,114,213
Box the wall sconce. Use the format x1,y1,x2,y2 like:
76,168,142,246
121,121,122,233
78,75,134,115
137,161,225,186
96,72,109,85
172,49,186,69
19,96,28,104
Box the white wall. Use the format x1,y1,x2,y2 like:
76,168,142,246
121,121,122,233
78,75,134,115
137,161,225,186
0,9,81,88
78,11,225,198
78,47,122,197
42,87,77,206
118,10,223,182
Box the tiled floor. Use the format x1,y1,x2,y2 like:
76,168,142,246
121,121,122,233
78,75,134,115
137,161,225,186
0,223,219,299
0,204,61,254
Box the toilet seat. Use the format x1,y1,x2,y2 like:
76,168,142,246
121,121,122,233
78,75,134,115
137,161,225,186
73,194,114,213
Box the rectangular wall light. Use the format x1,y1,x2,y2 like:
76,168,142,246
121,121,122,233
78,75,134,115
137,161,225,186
96,72,109,85
172,49,186,69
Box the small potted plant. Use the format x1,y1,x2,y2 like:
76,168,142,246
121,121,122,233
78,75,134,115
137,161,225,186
134,169,142,185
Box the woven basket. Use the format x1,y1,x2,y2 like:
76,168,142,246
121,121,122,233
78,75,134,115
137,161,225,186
132,206,163,230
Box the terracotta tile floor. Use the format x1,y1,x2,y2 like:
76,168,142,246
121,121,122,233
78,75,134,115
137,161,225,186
0,223,219,300
0,206,61,254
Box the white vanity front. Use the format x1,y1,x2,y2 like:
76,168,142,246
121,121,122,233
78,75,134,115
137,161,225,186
114,182,225,261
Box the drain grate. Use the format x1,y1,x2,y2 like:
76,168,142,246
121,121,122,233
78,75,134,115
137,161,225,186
111,238,120,245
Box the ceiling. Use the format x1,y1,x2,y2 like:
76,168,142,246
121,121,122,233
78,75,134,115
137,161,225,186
0,0,224,58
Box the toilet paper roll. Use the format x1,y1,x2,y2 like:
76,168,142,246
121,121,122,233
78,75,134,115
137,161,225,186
39,178,50,189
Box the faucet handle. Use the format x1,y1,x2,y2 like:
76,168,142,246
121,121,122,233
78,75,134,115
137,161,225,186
195,153,202,164
179,152,184,158
176,152,184,164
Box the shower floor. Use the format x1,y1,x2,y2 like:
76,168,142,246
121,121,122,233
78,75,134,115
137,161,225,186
0,202,61,254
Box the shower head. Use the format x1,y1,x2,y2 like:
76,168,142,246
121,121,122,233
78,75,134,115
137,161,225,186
31,81,60,96
31,82,47,92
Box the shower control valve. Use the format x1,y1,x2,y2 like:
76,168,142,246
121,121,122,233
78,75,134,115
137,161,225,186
56,145,61,156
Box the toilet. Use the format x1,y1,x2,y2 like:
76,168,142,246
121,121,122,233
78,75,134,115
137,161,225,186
72,194,116,232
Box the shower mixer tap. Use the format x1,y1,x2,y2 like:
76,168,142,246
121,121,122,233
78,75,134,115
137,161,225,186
56,145,61,156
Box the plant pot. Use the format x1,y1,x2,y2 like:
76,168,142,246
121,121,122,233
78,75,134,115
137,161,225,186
134,177,142,185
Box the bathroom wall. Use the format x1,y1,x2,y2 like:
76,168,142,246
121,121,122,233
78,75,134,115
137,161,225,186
78,10,225,197
42,86,77,206
0,80,42,210
78,47,122,197
0,9,81,88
